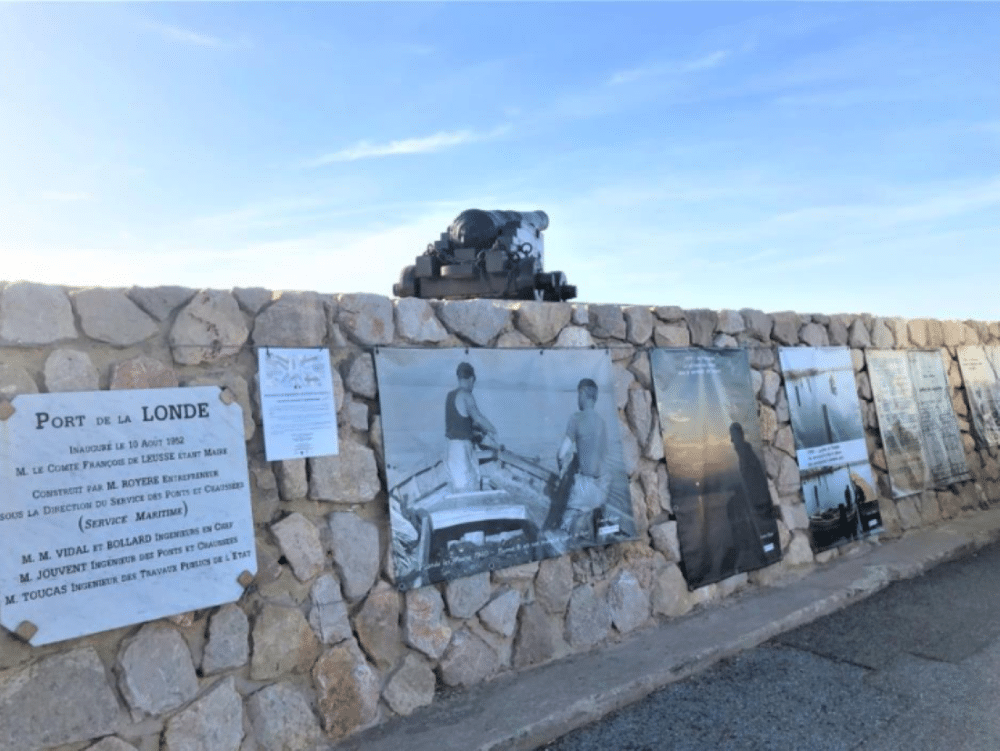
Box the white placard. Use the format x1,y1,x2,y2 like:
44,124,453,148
258,348,339,460
0,387,256,645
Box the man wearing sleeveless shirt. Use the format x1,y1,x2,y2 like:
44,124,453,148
557,378,609,540
445,362,498,492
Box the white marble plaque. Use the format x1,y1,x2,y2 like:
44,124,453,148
0,386,257,645
258,347,339,460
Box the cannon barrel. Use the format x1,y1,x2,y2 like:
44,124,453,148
448,209,548,249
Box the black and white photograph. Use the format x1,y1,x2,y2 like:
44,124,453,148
778,347,868,471
801,461,882,550
650,348,782,589
957,346,1000,447
375,348,635,589
868,350,969,496
779,347,882,551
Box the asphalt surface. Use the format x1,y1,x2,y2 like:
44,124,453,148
543,541,1000,751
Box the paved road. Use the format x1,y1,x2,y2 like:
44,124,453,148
544,541,1000,751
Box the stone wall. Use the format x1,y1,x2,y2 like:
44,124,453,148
1,280,998,751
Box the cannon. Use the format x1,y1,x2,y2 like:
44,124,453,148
393,209,577,302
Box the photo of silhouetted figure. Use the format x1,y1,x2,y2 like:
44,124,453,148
651,349,782,589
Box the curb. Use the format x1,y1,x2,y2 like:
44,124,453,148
338,507,1000,751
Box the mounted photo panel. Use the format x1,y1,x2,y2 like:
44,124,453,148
650,348,782,589
375,348,635,590
779,347,882,551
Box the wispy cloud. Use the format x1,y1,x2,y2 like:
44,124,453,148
608,49,730,86
304,126,510,167
143,21,250,50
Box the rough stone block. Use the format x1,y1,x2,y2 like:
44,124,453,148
271,512,325,581
799,322,829,347
439,629,501,687
346,352,378,399
383,653,436,716
480,588,522,637
626,388,653,447
247,683,322,751
0,648,121,750
589,304,628,339
896,496,922,529
650,520,681,561
338,293,394,345
0,282,76,344
908,319,928,347
232,286,273,315
327,512,380,601
129,286,197,321
395,297,449,343
770,312,800,345
685,309,717,347
624,306,654,344
276,458,307,500
776,454,801,496
43,348,99,392
309,441,380,503
404,586,453,660
492,560,539,583
445,571,493,619
252,292,327,347
652,563,694,618
117,624,198,717
250,604,320,680
0,363,38,398
554,326,595,348
202,603,250,675
497,329,533,348
110,355,179,390
741,309,772,340
356,581,403,670
653,322,690,348
565,584,612,649
716,309,745,335
437,300,510,345
313,641,380,739
513,301,572,343
848,318,871,348
871,318,895,349
512,602,559,669
942,320,965,347
169,290,249,365
608,570,650,634
535,556,573,615
309,573,353,646
73,288,158,346
163,676,244,751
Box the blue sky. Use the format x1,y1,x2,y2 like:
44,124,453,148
1,2,997,319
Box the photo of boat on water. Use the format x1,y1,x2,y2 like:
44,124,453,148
650,348,782,589
801,462,882,549
375,347,635,589
779,346,882,551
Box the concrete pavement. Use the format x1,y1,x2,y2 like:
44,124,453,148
339,508,1000,751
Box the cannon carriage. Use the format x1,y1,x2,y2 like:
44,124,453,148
393,209,577,302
